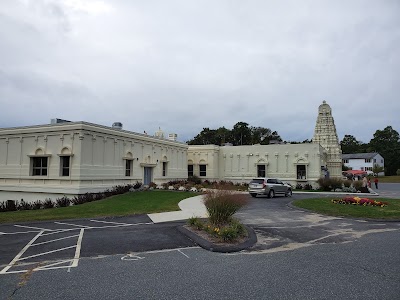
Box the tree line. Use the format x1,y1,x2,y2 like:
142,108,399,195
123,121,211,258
186,123,400,176
340,126,400,176
186,122,282,146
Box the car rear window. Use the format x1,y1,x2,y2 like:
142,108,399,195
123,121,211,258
250,179,264,184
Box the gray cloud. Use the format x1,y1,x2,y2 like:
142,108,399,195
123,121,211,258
1,0,399,144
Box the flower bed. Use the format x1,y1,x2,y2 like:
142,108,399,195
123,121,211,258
331,196,388,207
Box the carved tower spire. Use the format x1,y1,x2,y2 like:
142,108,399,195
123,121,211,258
313,100,342,178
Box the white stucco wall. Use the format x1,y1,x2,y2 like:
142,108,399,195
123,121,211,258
188,143,327,186
0,122,188,202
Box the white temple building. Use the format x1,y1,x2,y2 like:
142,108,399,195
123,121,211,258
0,101,342,202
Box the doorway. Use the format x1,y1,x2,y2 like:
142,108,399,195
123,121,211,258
144,167,153,185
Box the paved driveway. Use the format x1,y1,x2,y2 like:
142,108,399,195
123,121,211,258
236,193,400,253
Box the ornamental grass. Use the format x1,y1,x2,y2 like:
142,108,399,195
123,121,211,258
203,188,249,225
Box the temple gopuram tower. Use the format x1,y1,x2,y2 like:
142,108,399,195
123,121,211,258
312,100,342,178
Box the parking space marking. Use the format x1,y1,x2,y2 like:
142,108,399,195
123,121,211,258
89,219,149,226
41,229,77,236
18,246,77,261
0,231,43,274
1,228,85,275
54,221,91,228
177,249,190,258
72,229,84,267
30,234,81,246
14,225,51,231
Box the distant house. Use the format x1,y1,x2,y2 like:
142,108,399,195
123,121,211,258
342,153,385,175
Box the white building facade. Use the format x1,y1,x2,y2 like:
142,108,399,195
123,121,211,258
0,122,188,202
0,101,342,202
187,101,342,185
187,143,328,186
342,153,385,175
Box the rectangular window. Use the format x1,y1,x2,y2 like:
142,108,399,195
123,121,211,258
361,167,364,171
365,159,371,163
125,160,132,176
32,157,48,176
381,159,383,163
297,165,306,180
199,164,206,177
188,165,194,177
343,159,348,163
373,159,376,163
162,162,167,176
60,156,70,176
257,165,266,177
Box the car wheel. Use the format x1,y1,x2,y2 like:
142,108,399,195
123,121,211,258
267,190,275,198
250,193,257,198
285,189,292,197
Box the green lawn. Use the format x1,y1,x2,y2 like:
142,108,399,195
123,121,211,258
0,191,197,224
293,197,400,219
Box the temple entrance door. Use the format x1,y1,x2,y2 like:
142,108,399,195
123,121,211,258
144,167,153,185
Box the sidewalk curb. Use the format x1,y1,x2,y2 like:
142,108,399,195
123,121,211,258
177,225,257,253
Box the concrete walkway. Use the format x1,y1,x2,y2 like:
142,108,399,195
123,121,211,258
148,194,208,223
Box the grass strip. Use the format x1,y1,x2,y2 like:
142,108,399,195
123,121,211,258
0,191,197,223
292,197,400,219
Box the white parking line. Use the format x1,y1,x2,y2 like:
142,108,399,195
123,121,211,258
177,249,190,258
90,219,153,226
14,225,51,231
31,234,80,246
41,229,77,236
0,231,43,274
18,246,77,261
71,229,84,267
54,222,91,228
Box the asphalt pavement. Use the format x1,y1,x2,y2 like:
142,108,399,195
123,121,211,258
1,186,399,299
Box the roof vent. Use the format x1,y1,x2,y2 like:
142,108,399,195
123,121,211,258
112,122,123,130
51,118,71,124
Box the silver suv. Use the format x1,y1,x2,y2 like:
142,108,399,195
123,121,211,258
248,178,292,198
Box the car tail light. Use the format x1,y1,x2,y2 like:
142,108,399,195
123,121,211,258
262,181,266,188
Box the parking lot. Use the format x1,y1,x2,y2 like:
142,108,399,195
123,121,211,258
0,215,195,275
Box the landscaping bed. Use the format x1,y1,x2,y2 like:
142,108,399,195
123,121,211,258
292,197,400,220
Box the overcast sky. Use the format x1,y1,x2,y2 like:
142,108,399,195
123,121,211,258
1,0,399,144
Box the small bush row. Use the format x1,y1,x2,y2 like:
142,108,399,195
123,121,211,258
0,182,142,213
295,178,370,193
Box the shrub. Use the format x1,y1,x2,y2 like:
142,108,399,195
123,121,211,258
317,178,332,191
133,181,142,189
43,198,55,209
18,199,32,210
343,180,352,188
0,200,18,212
330,178,343,191
352,181,363,192
188,217,204,230
32,200,43,210
303,183,313,190
56,196,71,207
203,189,249,225
229,219,246,236
295,183,303,190
188,175,202,184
